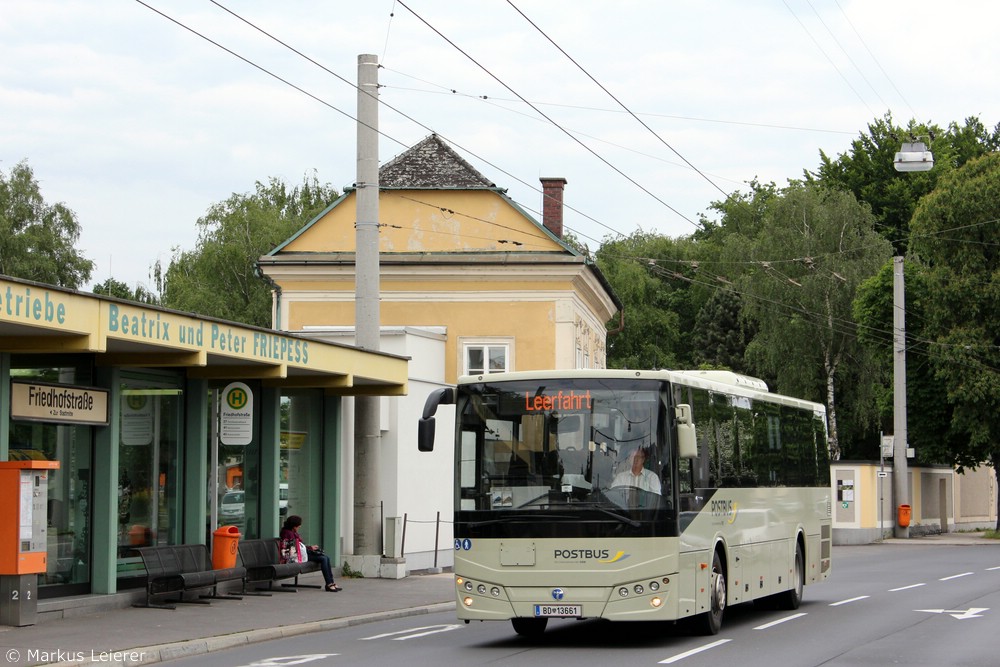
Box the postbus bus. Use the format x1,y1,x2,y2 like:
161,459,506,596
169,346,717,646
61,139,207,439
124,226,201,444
417,369,832,636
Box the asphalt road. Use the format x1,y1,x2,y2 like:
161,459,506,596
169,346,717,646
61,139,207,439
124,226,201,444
158,542,1000,667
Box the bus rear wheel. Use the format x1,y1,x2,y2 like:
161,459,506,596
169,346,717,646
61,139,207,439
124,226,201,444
511,617,548,636
696,550,726,635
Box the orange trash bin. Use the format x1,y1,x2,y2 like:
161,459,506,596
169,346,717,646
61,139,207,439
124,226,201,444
212,525,241,569
897,504,911,528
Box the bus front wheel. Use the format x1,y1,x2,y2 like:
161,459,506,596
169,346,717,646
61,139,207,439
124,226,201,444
696,550,726,635
512,617,548,636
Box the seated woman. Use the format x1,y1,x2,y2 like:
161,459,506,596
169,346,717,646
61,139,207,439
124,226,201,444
280,514,342,592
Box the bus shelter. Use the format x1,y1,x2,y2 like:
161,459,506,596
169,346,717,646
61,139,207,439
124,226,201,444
0,275,407,618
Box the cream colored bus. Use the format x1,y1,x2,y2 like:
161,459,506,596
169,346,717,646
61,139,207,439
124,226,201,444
418,369,832,636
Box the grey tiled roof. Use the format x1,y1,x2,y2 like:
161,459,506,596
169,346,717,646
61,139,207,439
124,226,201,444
379,134,498,189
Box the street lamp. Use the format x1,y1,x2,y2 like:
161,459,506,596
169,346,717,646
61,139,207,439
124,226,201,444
890,134,933,538
894,141,934,172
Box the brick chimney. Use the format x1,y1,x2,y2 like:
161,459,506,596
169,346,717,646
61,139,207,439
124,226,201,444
540,177,567,238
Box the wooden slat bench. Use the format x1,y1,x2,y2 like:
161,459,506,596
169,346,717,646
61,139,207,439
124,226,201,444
132,544,246,609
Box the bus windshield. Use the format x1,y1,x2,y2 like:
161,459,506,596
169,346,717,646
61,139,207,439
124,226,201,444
455,378,675,538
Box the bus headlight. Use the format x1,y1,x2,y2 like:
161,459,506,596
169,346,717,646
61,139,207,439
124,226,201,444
650,596,663,608
463,596,474,607
649,581,660,591
477,584,487,594
464,581,474,592
619,587,629,597
491,587,501,597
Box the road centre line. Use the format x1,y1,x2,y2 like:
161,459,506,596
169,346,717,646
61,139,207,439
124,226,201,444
889,583,926,592
830,596,870,606
658,639,731,664
358,625,461,641
753,612,807,630
939,572,974,581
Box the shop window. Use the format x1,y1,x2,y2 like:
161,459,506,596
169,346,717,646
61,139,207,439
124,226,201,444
117,377,182,583
280,391,323,538
9,362,94,597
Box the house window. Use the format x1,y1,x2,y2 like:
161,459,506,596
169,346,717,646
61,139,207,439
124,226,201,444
465,343,509,375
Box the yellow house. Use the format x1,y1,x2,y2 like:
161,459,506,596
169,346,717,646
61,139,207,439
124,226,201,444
258,134,621,381
257,134,622,572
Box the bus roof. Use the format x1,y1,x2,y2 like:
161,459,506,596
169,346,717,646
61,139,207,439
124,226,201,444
457,369,826,416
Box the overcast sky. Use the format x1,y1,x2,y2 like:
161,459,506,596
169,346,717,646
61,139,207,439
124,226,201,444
3,1,997,292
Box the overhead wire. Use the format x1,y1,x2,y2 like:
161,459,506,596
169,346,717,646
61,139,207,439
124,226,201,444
505,0,731,201
833,0,919,120
379,66,857,136
805,0,891,113
197,0,630,240
781,0,877,118
139,2,997,370
381,76,748,187
394,0,702,230
134,0,407,149
645,257,1000,378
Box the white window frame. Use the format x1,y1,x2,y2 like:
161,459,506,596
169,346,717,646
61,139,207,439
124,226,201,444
461,339,513,376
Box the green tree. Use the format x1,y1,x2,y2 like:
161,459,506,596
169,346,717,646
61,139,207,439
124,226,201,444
727,183,892,460
0,161,94,288
853,260,960,465
813,113,1000,254
156,173,338,327
92,277,159,304
691,288,750,372
597,232,681,370
597,231,720,370
906,152,1000,527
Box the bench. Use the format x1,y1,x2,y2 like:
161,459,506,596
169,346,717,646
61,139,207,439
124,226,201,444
238,538,314,594
132,544,247,609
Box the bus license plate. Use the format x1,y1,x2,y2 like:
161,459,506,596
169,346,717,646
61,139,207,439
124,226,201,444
534,604,581,617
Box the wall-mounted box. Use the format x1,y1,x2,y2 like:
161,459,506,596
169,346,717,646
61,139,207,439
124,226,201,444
0,460,60,575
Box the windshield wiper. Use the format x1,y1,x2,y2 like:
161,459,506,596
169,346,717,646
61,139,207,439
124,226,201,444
514,492,550,509
574,502,641,527
467,513,575,527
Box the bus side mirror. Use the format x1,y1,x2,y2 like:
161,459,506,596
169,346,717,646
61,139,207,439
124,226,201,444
417,418,436,452
418,387,455,452
675,404,697,459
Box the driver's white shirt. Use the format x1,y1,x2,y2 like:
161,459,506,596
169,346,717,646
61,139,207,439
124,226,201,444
611,468,661,495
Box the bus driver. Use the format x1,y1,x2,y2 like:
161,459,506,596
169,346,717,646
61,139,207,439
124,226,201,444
610,447,661,495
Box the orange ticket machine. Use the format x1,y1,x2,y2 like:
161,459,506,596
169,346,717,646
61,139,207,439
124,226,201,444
0,460,59,627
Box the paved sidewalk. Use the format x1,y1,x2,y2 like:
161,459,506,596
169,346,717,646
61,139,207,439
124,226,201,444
0,570,456,667
879,530,999,546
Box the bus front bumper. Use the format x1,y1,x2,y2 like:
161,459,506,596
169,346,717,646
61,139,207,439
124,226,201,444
454,576,678,622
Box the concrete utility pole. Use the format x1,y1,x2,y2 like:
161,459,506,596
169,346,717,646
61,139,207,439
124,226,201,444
893,256,910,538
353,53,382,565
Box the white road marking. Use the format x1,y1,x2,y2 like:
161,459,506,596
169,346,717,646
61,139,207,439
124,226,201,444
939,572,973,581
244,656,338,666
753,612,807,630
916,607,989,620
658,639,732,664
985,566,1000,571
358,624,462,641
830,595,870,606
888,583,926,592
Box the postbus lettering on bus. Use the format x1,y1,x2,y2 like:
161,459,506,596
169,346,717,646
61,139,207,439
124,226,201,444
523,390,593,412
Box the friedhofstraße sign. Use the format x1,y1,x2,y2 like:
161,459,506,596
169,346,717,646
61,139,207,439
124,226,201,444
11,381,110,426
